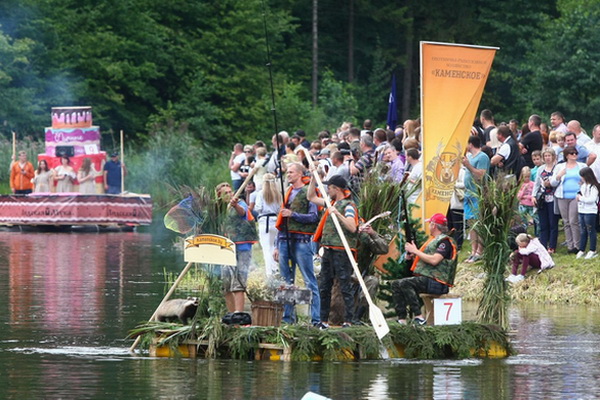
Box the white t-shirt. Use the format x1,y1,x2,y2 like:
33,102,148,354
496,137,511,161
407,161,423,203
230,153,247,180
585,140,600,179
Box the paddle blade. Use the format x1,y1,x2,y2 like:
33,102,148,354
369,306,390,340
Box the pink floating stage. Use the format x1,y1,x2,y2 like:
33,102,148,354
0,194,153,227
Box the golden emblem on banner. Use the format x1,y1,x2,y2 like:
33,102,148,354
424,141,463,202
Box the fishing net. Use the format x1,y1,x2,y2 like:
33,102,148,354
163,195,203,234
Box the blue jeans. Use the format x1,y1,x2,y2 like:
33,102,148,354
106,186,121,194
579,213,597,252
278,239,320,324
538,200,559,249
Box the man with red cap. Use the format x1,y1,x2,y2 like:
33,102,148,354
392,213,458,325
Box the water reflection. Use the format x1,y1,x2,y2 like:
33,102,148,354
1,230,600,399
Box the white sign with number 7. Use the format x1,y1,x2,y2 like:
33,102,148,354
433,297,462,325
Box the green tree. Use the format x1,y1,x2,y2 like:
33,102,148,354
520,0,600,129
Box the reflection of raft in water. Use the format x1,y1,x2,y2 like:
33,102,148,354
0,193,152,229
134,321,511,361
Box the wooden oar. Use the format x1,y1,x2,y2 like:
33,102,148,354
11,131,16,167
227,165,259,210
129,261,195,353
301,148,390,340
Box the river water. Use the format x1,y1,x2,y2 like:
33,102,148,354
0,228,599,399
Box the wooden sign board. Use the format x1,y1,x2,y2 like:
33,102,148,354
433,297,462,325
184,234,236,266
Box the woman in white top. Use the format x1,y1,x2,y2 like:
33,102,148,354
507,233,555,282
77,158,98,194
576,167,600,259
32,160,53,193
254,173,282,277
53,156,76,193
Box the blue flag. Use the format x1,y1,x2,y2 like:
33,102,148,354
386,74,398,131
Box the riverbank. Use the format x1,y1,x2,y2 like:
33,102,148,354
453,233,600,305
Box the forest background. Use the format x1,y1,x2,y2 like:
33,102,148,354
1,0,599,205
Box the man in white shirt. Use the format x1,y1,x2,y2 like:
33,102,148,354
229,143,246,190
550,111,569,134
405,148,422,203
567,120,592,146
585,124,600,180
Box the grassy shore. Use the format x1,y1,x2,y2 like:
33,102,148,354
454,231,600,305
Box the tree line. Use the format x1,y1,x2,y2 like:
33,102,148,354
1,0,599,158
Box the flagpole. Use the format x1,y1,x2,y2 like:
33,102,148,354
419,42,426,231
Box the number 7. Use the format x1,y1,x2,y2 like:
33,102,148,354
444,302,453,321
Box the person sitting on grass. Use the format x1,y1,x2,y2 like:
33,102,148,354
506,233,555,283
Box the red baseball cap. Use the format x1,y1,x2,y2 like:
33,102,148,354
426,213,447,225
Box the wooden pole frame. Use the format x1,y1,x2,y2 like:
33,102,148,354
120,130,125,194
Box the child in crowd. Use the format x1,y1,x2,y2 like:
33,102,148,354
507,233,555,283
549,131,565,161
576,167,600,259
517,166,535,227
530,150,543,181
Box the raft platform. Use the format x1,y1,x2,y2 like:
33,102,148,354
0,193,152,228
142,322,511,361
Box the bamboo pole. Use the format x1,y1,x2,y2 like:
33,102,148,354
129,261,195,353
11,131,16,166
227,166,259,210
120,130,125,194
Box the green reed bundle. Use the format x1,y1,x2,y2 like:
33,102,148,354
356,163,403,274
473,174,519,329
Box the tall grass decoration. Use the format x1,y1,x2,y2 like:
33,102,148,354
473,174,519,329
356,162,403,272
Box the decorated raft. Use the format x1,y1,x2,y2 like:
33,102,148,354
5,106,152,228
132,321,510,360
0,193,152,227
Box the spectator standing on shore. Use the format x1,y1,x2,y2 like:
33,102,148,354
229,143,246,191
551,146,586,254
461,136,490,263
520,115,544,168
576,167,600,259
558,132,589,163
533,148,559,253
517,167,535,228
10,151,34,194
550,111,569,134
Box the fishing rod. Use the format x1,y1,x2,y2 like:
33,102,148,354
261,0,294,296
